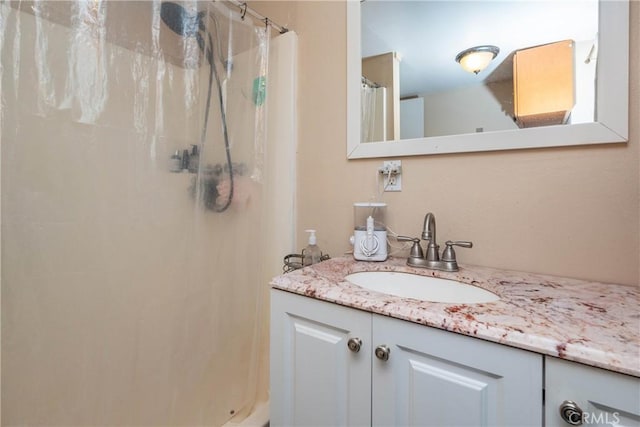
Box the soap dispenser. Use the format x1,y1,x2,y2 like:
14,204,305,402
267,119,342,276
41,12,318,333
303,229,322,266
169,150,182,173
188,144,200,173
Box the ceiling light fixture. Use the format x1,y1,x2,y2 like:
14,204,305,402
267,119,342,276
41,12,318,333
455,45,500,75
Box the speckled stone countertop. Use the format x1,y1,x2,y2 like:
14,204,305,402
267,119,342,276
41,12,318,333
271,256,640,378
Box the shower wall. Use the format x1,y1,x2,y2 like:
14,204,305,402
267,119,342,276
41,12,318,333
1,4,296,426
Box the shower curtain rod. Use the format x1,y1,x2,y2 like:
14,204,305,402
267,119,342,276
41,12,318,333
362,76,380,88
223,0,289,34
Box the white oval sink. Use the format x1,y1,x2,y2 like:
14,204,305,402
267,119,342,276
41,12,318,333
344,271,499,304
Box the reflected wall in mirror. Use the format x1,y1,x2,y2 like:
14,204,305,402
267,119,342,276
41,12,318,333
346,0,629,159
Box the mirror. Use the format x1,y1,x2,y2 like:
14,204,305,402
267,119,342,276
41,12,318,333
347,0,629,159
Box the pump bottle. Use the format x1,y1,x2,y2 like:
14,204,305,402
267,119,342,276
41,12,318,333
303,229,322,266
188,144,199,173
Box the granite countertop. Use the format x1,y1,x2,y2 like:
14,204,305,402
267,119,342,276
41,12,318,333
271,256,640,378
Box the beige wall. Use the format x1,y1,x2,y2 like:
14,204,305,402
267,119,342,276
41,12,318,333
424,82,518,136
255,1,639,286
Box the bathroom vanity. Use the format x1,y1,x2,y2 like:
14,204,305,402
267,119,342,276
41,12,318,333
270,257,640,426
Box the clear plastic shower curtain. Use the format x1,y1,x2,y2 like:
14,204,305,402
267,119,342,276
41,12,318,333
1,1,271,425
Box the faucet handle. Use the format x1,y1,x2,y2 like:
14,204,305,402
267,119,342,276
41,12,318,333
397,236,424,259
445,240,473,248
442,240,473,262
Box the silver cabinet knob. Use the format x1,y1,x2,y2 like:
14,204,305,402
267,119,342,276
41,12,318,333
560,400,583,425
347,337,362,353
375,345,390,361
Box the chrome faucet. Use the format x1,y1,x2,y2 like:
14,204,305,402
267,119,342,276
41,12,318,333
399,212,472,272
422,212,439,262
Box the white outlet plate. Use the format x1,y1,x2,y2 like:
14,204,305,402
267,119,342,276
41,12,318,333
381,160,402,191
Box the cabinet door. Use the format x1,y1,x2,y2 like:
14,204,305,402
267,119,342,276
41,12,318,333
372,315,542,427
270,290,372,426
546,357,640,426
513,39,575,127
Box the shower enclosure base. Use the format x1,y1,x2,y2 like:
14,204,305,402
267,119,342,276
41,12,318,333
222,400,269,427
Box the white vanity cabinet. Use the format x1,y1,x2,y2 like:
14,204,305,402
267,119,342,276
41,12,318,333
271,290,543,426
545,357,640,426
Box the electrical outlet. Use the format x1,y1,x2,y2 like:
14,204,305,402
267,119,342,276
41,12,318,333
384,173,402,191
379,160,402,191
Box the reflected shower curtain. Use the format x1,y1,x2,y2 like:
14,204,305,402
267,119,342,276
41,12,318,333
1,1,270,425
361,78,386,142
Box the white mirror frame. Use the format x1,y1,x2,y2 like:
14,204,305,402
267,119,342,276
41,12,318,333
347,0,629,159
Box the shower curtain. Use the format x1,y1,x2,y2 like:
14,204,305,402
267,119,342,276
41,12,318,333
361,79,386,143
1,1,286,425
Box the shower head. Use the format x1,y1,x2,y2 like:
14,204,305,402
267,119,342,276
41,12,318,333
161,1,207,54
160,2,205,37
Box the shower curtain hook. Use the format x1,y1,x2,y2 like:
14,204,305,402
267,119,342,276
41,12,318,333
264,17,269,29
240,3,247,20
